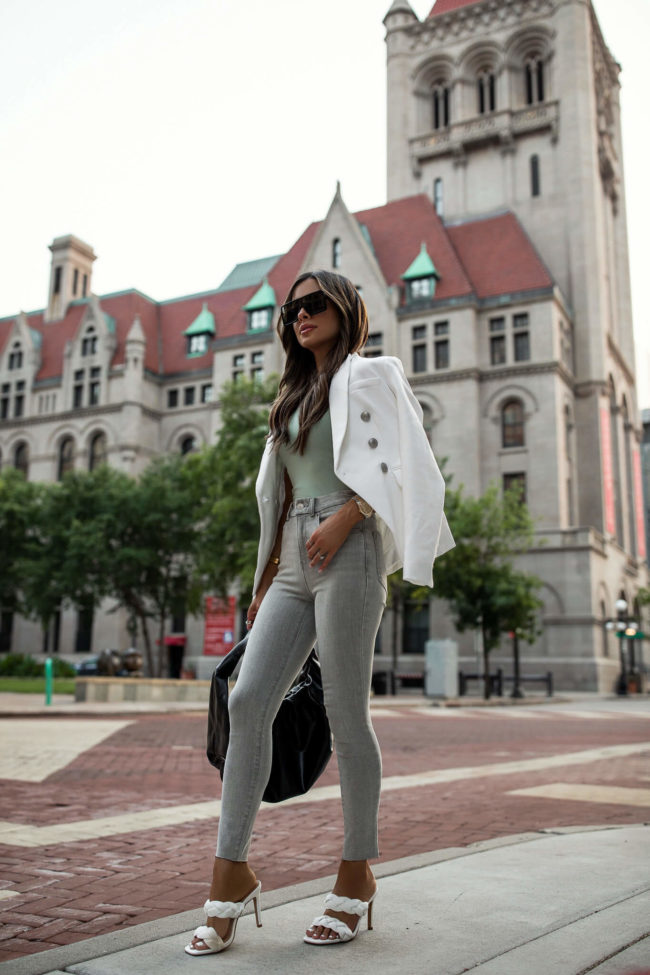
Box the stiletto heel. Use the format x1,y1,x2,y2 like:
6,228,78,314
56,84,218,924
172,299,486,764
304,889,378,945
184,882,262,955
253,889,263,928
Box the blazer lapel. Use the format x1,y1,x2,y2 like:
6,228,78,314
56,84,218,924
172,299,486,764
329,354,352,468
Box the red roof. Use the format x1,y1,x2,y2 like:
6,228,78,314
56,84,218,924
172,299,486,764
428,0,483,16
355,195,473,301
1,200,552,383
446,212,552,299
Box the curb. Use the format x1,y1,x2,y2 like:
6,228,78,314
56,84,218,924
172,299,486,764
2,824,647,975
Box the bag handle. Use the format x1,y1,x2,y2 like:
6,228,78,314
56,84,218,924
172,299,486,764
213,634,248,680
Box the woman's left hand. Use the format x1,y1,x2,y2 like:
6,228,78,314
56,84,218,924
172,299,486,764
306,501,361,571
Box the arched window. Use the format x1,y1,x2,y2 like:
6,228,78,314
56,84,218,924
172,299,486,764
432,83,450,130
180,435,197,456
82,326,97,357
58,437,75,480
525,57,545,105
477,71,496,114
332,238,341,269
14,441,29,478
530,154,541,197
419,403,434,446
88,431,108,471
501,399,525,448
600,600,609,657
8,341,23,371
433,177,443,217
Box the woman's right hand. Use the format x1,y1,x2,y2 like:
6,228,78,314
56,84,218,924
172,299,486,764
246,592,263,630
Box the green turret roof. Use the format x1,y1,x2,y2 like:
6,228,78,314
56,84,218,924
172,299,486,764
243,278,276,311
401,242,440,280
183,302,216,336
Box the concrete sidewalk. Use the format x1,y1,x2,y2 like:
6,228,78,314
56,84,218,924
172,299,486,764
3,825,648,975
0,690,578,716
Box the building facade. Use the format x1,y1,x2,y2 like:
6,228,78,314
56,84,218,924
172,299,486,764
0,0,647,687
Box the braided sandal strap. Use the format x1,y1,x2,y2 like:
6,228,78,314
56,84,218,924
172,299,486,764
308,914,355,942
203,898,247,919
192,925,224,950
323,893,369,916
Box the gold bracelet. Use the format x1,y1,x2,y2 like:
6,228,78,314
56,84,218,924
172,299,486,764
269,556,280,566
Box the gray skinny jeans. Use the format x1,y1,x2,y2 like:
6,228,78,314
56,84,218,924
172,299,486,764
216,489,386,862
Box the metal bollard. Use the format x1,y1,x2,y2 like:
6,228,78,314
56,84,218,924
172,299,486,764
44,657,53,706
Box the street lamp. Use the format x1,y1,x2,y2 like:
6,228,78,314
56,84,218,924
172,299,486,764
605,598,636,696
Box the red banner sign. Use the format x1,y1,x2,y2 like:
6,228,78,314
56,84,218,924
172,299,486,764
633,447,647,560
600,406,616,536
203,596,236,656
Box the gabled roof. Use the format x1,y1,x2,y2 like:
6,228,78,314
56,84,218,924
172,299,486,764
428,0,483,16
243,278,276,312
354,195,473,300
446,212,553,299
0,197,554,384
402,242,440,281
216,255,282,292
183,303,216,337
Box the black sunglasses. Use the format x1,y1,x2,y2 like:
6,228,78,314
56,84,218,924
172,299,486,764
280,289,328,326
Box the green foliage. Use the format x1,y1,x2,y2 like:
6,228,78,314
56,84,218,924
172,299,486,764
435,481,543,696
0,677,76,694
189,375,278,597
0,653,75,678
0,379,278,673
0,468,41,615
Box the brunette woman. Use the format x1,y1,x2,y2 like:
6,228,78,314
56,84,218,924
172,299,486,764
185,270,453,955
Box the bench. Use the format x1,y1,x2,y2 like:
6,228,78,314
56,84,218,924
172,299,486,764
458,668,553,697
501,671,554,697
458,670,503,697
371,669,425,695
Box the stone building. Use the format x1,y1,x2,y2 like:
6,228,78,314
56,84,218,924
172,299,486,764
0,0,647,688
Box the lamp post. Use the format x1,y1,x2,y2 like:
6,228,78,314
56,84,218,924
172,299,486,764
605,598,638,696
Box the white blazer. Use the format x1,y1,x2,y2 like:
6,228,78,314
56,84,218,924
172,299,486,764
253,353,455,592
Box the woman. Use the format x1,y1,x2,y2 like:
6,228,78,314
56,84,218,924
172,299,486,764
185,270,453,955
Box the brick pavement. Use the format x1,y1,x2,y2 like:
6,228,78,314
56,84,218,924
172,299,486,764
0,706,649,961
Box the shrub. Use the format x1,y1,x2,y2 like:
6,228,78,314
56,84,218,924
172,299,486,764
0,654,76,678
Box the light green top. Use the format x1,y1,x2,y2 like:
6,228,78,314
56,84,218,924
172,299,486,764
279,409,348,499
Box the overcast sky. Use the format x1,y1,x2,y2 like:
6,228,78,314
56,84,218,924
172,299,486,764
1,0,648,405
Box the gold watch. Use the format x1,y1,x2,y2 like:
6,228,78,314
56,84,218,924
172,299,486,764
353,496,374,518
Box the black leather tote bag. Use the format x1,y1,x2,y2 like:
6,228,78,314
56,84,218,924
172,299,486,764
206,634,333,803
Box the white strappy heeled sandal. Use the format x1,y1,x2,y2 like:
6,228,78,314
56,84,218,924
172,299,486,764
304,890,377,945
184,881,262,956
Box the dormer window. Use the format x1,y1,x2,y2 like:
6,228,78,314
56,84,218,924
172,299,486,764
82,326,97,356
401,243,441,304
332,238,342,269
249,309,271,331
183,302,216,358
189,334,208,355
8,342,23,370
243,278,276,333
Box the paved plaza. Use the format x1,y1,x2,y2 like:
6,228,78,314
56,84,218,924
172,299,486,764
0,694,649,973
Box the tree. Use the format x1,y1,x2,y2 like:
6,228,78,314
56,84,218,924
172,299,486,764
189,375,278,599
434,482,543,698
16,466,133,654
0,469,41,648
101,455,207,677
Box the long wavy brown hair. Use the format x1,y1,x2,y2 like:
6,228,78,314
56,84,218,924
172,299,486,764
268,270,368,454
